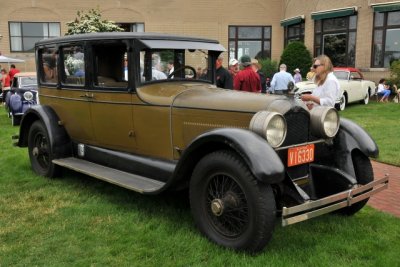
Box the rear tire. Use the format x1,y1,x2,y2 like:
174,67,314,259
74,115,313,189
28,120,60,178
190,150,276,253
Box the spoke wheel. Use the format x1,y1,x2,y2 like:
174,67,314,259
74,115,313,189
28,121,60,177
190,150,276,253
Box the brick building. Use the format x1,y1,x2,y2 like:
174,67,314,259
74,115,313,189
0,0,399,81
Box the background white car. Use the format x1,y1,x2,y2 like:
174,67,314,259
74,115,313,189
295,67,376,111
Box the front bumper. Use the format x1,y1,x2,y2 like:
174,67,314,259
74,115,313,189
282,174,389,226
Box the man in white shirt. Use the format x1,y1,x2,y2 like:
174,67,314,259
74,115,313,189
270,64,295,94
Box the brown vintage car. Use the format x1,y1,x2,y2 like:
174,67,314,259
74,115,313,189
15,32,388,253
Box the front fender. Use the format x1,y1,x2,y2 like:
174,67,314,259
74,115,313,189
333,118,378,177
17,105,71,158
175,128,285,184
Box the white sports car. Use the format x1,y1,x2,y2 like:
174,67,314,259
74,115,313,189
295,67,376,111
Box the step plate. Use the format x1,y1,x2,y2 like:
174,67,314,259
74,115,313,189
53,157,165,193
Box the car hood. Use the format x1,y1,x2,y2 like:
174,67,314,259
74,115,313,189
137,82,289,113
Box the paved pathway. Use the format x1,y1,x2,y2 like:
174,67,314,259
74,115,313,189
368,161,400,218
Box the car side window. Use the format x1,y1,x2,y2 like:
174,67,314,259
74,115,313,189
92,43,128,90
62,46,85,86
350,72,362,80
39,47,58,85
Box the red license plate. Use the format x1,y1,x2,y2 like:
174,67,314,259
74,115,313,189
287,144,315,167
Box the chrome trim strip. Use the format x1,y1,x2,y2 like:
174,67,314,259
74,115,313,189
282,175,389,226
275,139,326,151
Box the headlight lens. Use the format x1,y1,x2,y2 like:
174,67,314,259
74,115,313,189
310,106,339,138
23,91,34,101
250,111,287,147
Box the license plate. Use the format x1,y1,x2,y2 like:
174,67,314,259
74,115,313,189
287,144,315,167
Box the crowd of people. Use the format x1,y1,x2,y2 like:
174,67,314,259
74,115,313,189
1,64,20,98
215,53,341,110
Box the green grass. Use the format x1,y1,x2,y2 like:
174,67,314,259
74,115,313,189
341,101,400,166
1,105,400,266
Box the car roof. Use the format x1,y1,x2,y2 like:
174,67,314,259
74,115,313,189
35,32,226,51
334,67,360,72
14,72,36,77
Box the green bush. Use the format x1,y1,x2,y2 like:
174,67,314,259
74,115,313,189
258,58,279,79
279,41,313,78
390,60,400,87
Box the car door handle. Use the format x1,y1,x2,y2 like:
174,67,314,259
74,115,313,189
79,93,94,99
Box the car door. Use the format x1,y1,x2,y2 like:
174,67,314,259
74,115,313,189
38,46,95,144
348,71,364,102
88,42,137,152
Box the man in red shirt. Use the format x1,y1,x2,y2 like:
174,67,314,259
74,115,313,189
9,64,20,81
233,55,261,92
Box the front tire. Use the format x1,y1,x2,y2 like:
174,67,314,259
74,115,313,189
335,94,347,111
28,120,60,177
189,150,276,253
337,151,373,215
11,114,21,126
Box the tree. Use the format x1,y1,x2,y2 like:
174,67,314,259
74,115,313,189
65,8,123,35
259,58,279,79
279,42,313,79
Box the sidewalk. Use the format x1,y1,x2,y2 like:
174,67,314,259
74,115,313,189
368,161,400,218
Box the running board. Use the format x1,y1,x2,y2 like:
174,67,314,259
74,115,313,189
52,157,166,193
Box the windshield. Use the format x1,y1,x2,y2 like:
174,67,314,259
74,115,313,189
19,76,38,88
140,49,211,83
333,71,349,80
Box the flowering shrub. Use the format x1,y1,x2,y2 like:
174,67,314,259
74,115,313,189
65,56,84,75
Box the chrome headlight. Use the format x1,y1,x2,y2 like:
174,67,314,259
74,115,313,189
23,91,34,101
250,111,287,148
310,106,339,138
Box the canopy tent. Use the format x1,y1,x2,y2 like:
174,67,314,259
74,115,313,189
0,55,25,71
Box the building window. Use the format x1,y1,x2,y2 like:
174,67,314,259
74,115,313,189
9,22,60,52
228,26,271,61
314,15,357,67
372,11,400,68
284,22,305,47
117,23,145,32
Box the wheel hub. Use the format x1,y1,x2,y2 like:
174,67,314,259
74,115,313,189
32,147,39,157
211,199,224,216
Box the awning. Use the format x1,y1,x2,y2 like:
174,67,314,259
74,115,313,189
311,6,357,20
280,15,304,27
371,1,400,12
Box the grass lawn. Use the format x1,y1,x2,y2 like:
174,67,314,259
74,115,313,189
1,103,399,266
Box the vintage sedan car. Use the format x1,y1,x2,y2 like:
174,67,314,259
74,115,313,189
295,67,376,111
14,33,388,253
5,72,39,126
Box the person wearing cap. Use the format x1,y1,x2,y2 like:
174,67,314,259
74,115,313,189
233,55,261,93
293,68,302,83
251,59,266,93
270,63,295,94
228,58,239,79
215,55,233,89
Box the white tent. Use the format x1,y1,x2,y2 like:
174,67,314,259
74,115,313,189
0,55,25,70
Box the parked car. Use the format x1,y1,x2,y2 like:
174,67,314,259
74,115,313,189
5,72,38,126
14,33,388,253
295,67,376,110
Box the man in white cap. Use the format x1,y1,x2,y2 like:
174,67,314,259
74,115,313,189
270,63,295,94
228,58,239,79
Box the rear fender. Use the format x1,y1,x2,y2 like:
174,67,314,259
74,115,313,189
17,105,72,158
